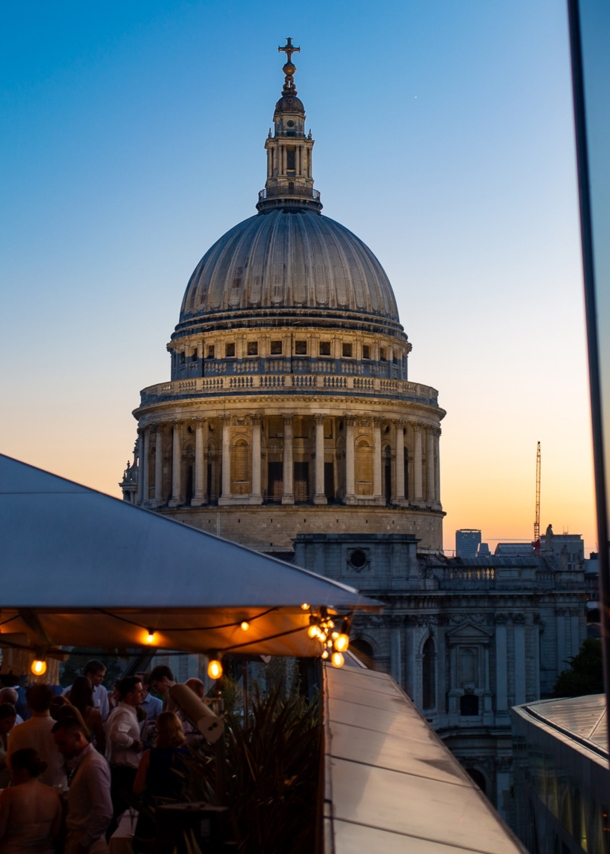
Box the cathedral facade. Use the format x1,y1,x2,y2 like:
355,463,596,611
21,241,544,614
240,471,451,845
122,43,445,554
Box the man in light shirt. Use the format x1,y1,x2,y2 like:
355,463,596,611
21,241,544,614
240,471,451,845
7,683,67,789
63,660,110,723
105,676,143,834
53,716,112,853
138,673,163,724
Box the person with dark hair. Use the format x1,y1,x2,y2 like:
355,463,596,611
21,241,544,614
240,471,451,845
0,689,23,725
52,718,112,853
0,748,62,853
7,685,66,789
0,703,17,788
63,660,109,723
67,677,105,754
148,665,175,709
105,677,144,835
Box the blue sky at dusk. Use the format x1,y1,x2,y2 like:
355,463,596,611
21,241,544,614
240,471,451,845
0,1,594,551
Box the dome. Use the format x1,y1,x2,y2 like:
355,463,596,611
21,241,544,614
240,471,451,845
179,207,401,329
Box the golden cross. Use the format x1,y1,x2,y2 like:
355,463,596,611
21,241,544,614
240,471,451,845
278,37,300,65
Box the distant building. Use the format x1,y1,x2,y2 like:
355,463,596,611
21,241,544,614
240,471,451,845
294,533,587,821
456,529,481,557
494,542,534,557
478,542,491,557
512,695,609,854
541,524,585,572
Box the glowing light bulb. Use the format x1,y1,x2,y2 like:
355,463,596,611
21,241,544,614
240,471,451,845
308,625,320,639
321,650,329,659
146,630,156,644
240,621,250,632
335,633,349,652
331,652,344,668
207,658,223,680
331,631,339,639
31,659,47,676
301,603,310,610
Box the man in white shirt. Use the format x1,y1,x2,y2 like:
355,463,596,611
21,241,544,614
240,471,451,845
7,683,67,789
53,716,112,853
105,676,143,834
63,660,110,723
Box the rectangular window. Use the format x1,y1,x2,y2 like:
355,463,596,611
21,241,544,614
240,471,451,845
207,345,215,359
225,343,235,358
380,347,387,361
393,354,398,364
191,352,198,362
363,345,370,359
342,343,353,358
287,148,296,172
247,341,258,356
271,340,283,355
180,352,185,365
295,340,307,355
319,341,331,356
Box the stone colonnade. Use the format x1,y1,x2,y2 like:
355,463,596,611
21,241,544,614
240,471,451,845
137,415,441,508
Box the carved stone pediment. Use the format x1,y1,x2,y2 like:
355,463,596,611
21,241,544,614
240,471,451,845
445,621,492,644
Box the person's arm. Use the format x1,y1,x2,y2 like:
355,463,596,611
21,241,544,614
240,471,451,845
133,749,151,796
107,709,137,749
79,759,113,849
0,789,13,841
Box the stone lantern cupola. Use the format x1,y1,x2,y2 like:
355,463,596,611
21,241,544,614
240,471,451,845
258,38,321,213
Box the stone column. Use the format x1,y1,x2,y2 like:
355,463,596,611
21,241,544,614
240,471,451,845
219,415,231,503
141,427,150,505
556,612,567,674
344,416,355,502
495,618,508,712
390,626,402,686
282,414,294,504
413,422,423,504
373,418,382,498
136,429,145,505
251,416,263,503
395,421,405,502
313,415,327,505
434,427,441,507
426,427,435,504
153,425,164,507
168,421,182,508
514,620,526,705
191,418,207,507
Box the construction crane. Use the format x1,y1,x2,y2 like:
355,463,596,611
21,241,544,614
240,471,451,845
533,441,541,553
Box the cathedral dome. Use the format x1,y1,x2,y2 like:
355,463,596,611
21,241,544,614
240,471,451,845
179,208,400,329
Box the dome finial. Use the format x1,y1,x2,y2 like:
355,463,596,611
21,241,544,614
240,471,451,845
278,37,300,94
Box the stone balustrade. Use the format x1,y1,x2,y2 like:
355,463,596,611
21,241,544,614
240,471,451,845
140,374,439,406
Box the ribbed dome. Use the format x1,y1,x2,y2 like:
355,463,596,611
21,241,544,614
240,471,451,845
179,208,400,325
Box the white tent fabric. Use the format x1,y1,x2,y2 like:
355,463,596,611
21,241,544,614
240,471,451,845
0,454,380,657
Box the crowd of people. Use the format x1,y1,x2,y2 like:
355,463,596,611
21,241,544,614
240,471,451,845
0,661,204,853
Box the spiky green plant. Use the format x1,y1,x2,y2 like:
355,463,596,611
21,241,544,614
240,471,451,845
186,682,321,854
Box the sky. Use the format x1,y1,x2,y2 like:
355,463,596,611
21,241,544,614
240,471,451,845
0,0,597,554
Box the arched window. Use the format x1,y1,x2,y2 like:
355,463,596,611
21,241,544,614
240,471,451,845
231,439,250,495
467,769,486,794
355,438,373,495
351,638,375,668
422,637,436,709
460,694,479,716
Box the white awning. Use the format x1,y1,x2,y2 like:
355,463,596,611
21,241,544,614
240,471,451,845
0,454,380,658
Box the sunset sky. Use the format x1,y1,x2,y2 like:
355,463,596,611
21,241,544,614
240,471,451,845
0,0,596,554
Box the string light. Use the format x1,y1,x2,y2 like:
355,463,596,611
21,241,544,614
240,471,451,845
335,633,349,652
308,610,352,661
321,650,329,659
31,658,47,676
240,621,250,632
146,629,156,644
331,651,344,668
207,655,223,680
301,604,310,610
